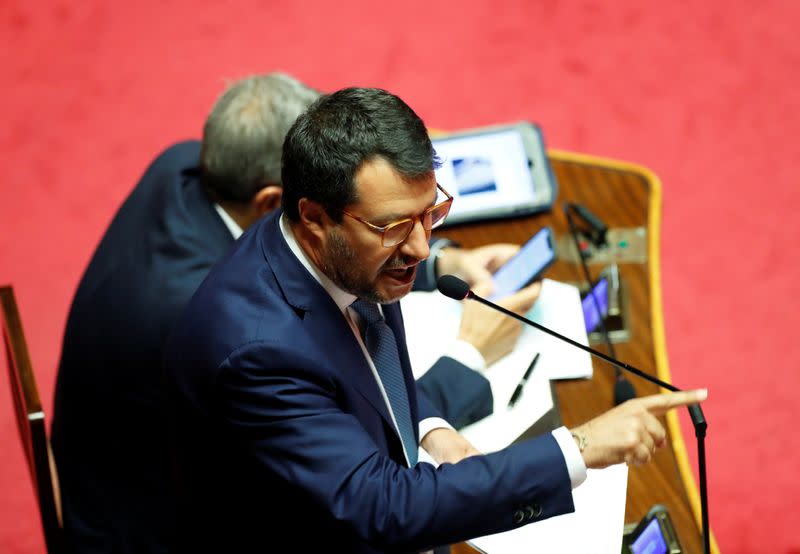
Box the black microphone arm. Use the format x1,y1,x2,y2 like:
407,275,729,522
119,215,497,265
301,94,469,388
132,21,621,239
437,273,711,554
437,273,678,391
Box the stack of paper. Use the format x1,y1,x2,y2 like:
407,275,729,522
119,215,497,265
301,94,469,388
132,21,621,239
401,278,593,383
402,278,593,450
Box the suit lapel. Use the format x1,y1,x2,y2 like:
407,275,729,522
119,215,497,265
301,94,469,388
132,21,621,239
257,212,398,439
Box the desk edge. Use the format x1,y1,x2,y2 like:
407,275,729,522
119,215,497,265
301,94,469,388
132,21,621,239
549,149,720,554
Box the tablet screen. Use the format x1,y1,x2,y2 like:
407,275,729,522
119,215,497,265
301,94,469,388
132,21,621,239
432,125,550,225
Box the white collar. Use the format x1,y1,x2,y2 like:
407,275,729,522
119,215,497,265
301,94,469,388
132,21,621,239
213,203,244,239
279,214,356,314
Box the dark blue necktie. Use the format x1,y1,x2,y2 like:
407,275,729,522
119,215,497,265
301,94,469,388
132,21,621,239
351,299,418,466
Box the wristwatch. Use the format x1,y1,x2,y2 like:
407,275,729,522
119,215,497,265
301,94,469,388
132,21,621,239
570,430,588,453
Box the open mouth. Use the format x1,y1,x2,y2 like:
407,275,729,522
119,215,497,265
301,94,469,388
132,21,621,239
383,265,417,284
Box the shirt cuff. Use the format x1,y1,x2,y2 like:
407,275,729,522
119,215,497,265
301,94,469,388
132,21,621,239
443,340,487,372
551,426,588,489
419,417,453,443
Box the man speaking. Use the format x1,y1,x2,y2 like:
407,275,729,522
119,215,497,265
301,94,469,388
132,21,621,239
164,87,707,553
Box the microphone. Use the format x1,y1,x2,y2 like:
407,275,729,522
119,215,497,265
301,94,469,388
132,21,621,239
565,202,608,247
438,273,710,554
437,274,678,392
438,274,470,300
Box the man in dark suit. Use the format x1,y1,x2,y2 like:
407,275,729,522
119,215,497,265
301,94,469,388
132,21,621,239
164,87,707,553
51,74,318,553
51,73,533,553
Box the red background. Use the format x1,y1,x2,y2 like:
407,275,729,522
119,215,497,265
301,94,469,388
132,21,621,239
2,1,799,552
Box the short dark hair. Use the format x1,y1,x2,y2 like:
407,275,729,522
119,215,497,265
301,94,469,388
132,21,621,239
200,73,321,203
281,87,440,222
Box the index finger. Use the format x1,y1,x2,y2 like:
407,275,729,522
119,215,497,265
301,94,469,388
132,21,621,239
640,389,708,415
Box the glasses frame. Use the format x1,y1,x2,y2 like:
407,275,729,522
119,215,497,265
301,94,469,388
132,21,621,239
342,183,454,247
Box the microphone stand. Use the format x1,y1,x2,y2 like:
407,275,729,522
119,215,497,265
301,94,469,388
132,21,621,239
460,285,710,553
693,405,709,554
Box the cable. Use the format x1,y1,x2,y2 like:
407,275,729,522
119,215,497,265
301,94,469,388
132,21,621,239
563,203,635,405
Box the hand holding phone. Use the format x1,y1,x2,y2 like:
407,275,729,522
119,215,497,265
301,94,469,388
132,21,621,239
458,281,542,366
435,243,520,294
488,226,555,301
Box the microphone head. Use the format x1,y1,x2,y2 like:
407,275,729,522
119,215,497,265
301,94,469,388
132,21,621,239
614,377,637,405
437,274,470,300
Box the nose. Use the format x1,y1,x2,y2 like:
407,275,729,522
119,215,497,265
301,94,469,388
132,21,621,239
399,218,430,261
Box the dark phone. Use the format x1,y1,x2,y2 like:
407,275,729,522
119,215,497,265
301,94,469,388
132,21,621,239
488,226,555,301
626,504,682,554
581,276,609,333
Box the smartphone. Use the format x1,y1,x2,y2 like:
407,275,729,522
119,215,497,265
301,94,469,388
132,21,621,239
581,276,609,334
626,504,682,554
488,226,555,301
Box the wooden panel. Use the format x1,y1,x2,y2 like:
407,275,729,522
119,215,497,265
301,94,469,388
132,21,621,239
438,151,716,553
1,286,63,553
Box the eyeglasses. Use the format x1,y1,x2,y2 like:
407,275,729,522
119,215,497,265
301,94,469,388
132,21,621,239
342,183,453,247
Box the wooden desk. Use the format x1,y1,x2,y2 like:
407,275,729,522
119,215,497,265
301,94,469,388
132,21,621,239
442,150,718,553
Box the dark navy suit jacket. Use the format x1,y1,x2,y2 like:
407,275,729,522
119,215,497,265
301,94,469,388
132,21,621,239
51,141,491,553
52,141,234,553
163,211,574,553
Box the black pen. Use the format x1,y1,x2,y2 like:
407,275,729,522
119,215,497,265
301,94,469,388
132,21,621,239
508,353,541,408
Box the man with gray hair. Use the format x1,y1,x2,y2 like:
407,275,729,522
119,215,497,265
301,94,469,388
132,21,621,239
200,73,319,210
51,73,320,553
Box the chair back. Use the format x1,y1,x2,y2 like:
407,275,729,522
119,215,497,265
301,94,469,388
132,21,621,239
1,285,63,553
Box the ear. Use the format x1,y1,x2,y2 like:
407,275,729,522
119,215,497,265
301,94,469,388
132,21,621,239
297,198,332,242
252,185,283,217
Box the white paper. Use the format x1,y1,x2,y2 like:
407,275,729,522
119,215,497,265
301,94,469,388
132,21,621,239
458,370,552,454
401,278,593,382
403,278,592,451
468,464,629,554
513,278,593,380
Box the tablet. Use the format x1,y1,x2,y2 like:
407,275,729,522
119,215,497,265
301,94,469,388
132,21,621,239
431,121,557,226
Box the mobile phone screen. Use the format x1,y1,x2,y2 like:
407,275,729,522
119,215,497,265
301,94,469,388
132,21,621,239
582,277,609,333
630,517,669,554
489,227,554,301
